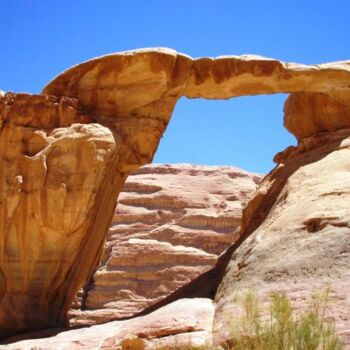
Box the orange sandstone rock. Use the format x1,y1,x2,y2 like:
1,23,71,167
1,48,350,340
0,93,122,338
284,91,350,140
44,49,350,103
43,49,350,142
0,91,174,338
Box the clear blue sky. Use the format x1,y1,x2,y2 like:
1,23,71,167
1,1,349,173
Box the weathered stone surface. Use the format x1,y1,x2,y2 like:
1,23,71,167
69,164,260,324
40,47,350,191
44,49,192,115
284,91,350,140
214,129,350,347
43,48,350,141
185,57,350,99
1,48,350,340
2,298,214,349
44,49,350,102
0,93,121,338
0,91,170,338
43,50,350,147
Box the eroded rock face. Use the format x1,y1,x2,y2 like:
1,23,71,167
284,91,350,140
69,164,260,324
1,48,350,339
214,129,350,347
0,93,126,338
0,92,176,338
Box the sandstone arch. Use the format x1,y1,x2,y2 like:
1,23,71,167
0,48,350,338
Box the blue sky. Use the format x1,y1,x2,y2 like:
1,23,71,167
1,1,349,173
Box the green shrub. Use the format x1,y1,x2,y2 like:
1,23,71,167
227,290,344,350
151,290,344,350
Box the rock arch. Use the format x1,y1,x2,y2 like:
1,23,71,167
0,48,349,338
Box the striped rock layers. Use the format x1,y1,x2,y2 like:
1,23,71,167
70,164,260,324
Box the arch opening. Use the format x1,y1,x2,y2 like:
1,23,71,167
154,94,296,174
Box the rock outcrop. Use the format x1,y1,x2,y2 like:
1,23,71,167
70,164,260,324
214,131,350,348
0,89,175,338
1,48,350,341
0,93,124,338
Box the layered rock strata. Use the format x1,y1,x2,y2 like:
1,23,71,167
1,48,350,339
70,164,260,324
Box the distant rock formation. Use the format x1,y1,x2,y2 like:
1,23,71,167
70,163,260,324
1,48,350,341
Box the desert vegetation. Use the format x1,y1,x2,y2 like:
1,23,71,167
155,290,344,350
226,290,343,350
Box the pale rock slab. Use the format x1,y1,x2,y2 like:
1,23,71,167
2,298,214,350
214,129,350,348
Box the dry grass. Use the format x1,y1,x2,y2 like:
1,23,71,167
154,290,344,350
225,289,344,350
